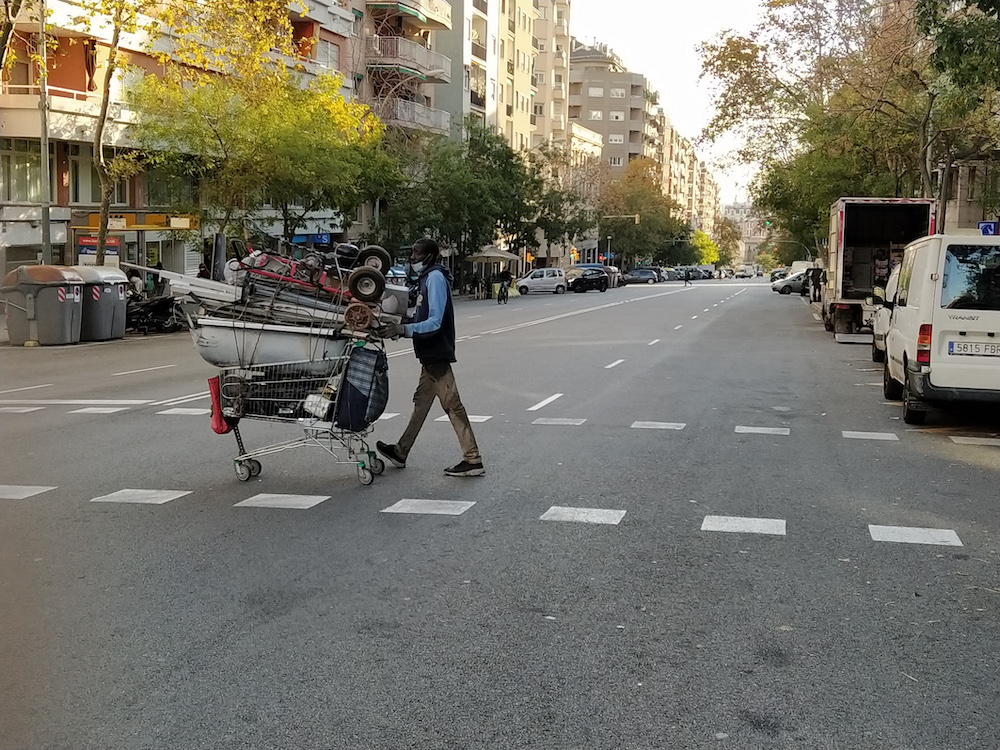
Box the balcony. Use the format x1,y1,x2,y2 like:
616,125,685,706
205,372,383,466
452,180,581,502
531,36,539,50
508,17,516,33
506,104,514,117
554,17,568,35
530,113,537,126
366,36,452,83
0,84,133,143
471,41,487,61
470,88,486,108
506,60,515,76
366,0,452,31
375,98,451,135
473,0,488,12
552,82,565,99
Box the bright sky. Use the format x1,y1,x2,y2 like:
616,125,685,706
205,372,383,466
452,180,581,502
569,0,766,205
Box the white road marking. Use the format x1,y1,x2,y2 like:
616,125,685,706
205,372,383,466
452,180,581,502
467,315,483,319
605,359,625,369
691,315,698,319
703,308,710,312
157,407,212,416
153,392,209,407
702,515,786,536
868,525,963,547
674,325,682,330
0,406,45,413
631,421,686,430
235,493,329,509
381,498,476,516
532,417,587,426
386,348,414,359
544,302,554,306
950,436,1000,447
735,425,790,436
111,364,177,377
90,489,191,505
1,485,57,499
842,431,899,441
378,412,400,420
68,407,130,414
0,384,53,394
0,399,152,406
772,406,792,412
813,313,821,321
540,506,627,525
648,339,660,345
527,393,563,411
712,304,718,307
435,414,492,423
835,333,872,344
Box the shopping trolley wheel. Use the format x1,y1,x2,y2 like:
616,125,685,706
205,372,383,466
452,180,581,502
248,459,262,477
370,456,385,475
235,461,252,482
357,466,374,486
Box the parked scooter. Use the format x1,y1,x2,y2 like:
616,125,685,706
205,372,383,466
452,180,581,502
126,289,185,334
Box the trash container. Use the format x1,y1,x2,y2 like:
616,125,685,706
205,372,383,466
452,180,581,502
69,265,128,341
0,266,84,346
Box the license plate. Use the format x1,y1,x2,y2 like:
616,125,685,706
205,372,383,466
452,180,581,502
948,341,1000,356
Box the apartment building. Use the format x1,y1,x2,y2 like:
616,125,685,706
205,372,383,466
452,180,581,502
363,0,454,136
433,0,498,132
691,160,719,237
722,202,769,262
1,0,364,274
567,38,663,179
492,0,538,151
530,0,570,148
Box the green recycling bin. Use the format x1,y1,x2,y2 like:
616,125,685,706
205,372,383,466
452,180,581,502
0,266,84,346
69,266,128,341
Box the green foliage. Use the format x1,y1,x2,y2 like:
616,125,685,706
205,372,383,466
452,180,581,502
691,229,720,265
916,0,1000,91
712,216,741,268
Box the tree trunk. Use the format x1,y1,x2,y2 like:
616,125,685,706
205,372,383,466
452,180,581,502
1,1,26,72
938,153,953,232
93,13,123,266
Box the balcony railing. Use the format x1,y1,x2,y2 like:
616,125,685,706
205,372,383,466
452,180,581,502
471,41,487,61
506,104,514,117
506,60,515,76
554,17,568,34
508,17,516,32
531,36,539,50
368,0,452,30
375,98,451,134
530,113,537,126
470,88,486,108
366,36,452,83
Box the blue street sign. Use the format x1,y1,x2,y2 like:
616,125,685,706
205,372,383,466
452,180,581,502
978,221,999,236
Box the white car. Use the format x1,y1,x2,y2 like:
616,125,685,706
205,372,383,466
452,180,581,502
516,268,566,295
870,264,901,363
883,234,1000,424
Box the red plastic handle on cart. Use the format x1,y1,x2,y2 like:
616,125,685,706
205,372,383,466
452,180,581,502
208,376,236,434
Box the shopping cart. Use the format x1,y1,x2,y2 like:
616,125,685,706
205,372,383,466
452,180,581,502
213,340,388,486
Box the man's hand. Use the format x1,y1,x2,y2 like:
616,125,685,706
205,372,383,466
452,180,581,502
376,322,406,340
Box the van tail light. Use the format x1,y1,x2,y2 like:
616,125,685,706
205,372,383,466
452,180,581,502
917,324,932,364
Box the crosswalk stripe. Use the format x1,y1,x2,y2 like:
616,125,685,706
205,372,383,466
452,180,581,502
631,421,686,430
90,489,191,505
157,407,212,416
0,485,57,499
868,525,963,547
378,412,400,420
735,426,790,435
234,493,329,509
68,407,130,414
0,406,45,413
702,515,786,536
532,417,586,426
435,414,492,423
843,431,899,441
949,436,1000,447
381,498,475,516
540,506,626,525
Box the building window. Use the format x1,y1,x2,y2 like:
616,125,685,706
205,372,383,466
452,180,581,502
537,40,545,52
553,101,563,114
608,133,624,144
588,86,604,97
609,156,624,167
464,66,471,90
554,73,563,85
588,110,602,120
533,103,544,116
145,167,192,207
70,144,128,204
537,5,546,19
1,138,44,203
610,87,626,98
610,111,625,121
315,40,341,72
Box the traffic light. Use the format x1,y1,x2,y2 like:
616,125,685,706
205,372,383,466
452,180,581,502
764,219,772,226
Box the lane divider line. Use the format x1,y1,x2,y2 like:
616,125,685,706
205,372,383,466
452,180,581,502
605,359,624,369
527,393,563,411
111,364,177,377
0,384,53,395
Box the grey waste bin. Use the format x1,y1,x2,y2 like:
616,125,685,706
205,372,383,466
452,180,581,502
0,266,84,346
69,266,128,341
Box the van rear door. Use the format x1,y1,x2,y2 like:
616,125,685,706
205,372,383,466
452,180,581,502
931,240,1000,391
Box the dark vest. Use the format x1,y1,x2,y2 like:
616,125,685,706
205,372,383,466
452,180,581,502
412,266,456,365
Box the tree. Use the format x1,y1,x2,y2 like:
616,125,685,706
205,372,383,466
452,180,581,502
690,229,720,267
712,215,741,268
1,0,27,73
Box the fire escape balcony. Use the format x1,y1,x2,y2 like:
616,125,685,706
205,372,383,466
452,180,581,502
366,0,452,31
366,36,452,83
374,97,451,135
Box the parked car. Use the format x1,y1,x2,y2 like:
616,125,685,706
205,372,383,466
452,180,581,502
622,268,659,285
770,267,789,282
566,267,609,293
517,267,566,294
869,264,901,363
882,234,1000,424
572,263,619,288
771,270,807,295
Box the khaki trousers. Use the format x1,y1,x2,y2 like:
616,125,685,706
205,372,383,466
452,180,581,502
397,363,481,462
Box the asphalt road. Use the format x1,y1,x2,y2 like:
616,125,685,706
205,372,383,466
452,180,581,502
2,279,998,750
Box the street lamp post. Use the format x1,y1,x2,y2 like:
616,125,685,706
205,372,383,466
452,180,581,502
606,235,612,265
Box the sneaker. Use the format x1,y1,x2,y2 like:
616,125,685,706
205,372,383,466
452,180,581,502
444,460,485,477
376,441,406,468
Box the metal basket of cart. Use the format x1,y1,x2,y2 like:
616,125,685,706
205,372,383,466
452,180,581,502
208,339,390,485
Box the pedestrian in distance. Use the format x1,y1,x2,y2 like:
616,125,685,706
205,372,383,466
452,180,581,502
811,267,823,302
197,263,211,279
683,269,692,287
375,237,485,477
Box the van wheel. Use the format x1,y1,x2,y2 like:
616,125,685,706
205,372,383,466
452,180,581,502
883,361,903,400
555,285,565,294
872,343,885,363
518,286,528,295
902,373,927,425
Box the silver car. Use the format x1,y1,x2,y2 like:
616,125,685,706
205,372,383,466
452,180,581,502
771,271,807,295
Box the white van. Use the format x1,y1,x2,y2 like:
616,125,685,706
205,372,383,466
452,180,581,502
516,268,566,295
881,234,1000,424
